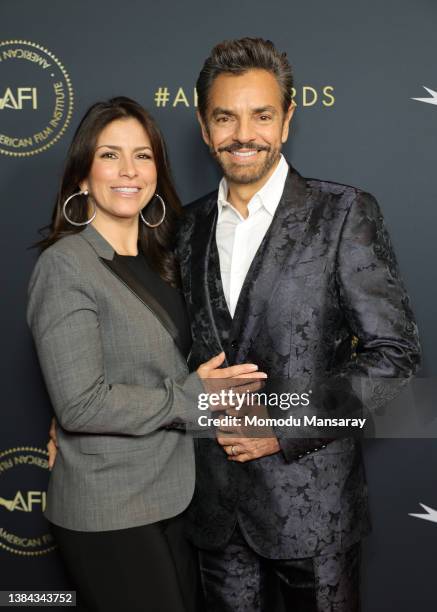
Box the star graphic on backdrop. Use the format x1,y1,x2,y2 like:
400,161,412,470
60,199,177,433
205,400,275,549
409,503,437,523
411,86,437,106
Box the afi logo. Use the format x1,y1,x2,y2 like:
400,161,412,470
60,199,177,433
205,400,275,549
0,87,38,110
0,491,46,512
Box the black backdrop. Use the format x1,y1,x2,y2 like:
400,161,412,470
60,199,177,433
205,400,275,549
1,0,436,609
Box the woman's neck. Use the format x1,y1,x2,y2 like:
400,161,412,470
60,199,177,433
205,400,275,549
91,216,139,256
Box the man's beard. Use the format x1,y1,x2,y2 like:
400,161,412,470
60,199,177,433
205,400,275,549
211,141,281,185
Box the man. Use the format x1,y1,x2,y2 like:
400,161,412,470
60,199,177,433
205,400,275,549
177,38,421,611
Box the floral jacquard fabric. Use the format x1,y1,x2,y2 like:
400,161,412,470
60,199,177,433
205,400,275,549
177,163,421,559
199,524,360,611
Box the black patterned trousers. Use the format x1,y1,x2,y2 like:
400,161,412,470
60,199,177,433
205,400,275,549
198,524,360,612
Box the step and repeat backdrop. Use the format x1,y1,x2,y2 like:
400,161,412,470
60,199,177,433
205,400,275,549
1,0,436,610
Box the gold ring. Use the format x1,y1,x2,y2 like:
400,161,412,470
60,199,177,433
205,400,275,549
231,445,237,456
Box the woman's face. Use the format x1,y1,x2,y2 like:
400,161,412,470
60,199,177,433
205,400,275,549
82,117,157,222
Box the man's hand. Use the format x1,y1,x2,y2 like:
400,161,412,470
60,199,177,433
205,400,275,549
47,417,58,470
216,403,281,462
217,435,280,462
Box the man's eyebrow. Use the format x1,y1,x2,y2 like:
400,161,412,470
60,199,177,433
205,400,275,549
211,106,278,118
95,145,152,151
211,108,236,118
253,106,277,114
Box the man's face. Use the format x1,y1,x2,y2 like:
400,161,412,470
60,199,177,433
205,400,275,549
198,69,294,186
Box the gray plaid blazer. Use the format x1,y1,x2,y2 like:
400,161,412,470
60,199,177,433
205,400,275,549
27,224,203,531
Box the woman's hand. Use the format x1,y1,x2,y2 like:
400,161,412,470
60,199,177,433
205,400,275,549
47,417,58,470
197,352,267,403
197,352,267,380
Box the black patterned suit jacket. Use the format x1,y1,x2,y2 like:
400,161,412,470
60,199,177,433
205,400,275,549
177,163,421,559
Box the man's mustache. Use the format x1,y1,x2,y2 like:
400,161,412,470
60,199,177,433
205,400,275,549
217,142,271,154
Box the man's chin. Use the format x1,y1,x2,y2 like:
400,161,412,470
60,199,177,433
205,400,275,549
222,163,273,185
224,170,265,185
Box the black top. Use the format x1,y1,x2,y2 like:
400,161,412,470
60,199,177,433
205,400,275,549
119,251,192,359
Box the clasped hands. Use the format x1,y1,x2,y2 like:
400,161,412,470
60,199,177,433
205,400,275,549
47,352,280,468
198,352,280,463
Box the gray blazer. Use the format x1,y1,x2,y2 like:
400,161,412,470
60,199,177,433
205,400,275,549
27,224,203,532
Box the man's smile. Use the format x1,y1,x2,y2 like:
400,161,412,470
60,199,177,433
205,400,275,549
227,149,262,163
218,144,270,165
230,150,258,158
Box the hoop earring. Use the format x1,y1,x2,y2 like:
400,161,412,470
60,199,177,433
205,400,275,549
140,193,166,228
62,190,96,227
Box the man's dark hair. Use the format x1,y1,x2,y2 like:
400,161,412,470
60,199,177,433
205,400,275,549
196,37,294,120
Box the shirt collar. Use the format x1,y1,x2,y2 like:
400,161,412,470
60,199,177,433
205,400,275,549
217,154,289,218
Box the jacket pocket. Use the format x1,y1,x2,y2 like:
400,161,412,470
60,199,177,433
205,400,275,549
288,259,327,278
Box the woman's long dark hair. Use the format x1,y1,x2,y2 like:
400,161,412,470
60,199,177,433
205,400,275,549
37,97,182,287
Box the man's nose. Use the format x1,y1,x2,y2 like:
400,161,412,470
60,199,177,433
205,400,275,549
233,117,256,144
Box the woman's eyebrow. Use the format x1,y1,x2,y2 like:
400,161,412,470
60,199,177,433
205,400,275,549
95,144,152,151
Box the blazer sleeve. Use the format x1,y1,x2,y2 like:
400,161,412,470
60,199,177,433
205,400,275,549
278,191,421,462
27,247,204,436
335,191,421,381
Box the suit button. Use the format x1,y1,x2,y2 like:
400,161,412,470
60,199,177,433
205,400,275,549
231,340,238,350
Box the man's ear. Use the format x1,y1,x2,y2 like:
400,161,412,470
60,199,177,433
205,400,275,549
281,102,296,144
197,111,211,146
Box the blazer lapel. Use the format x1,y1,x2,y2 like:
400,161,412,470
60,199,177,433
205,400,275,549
231,165,312,362
101,255,187,355
79,225,185,355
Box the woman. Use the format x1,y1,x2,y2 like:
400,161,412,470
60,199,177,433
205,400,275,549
27,97,264,612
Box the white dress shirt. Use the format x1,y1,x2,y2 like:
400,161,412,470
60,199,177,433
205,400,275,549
215,155,289,317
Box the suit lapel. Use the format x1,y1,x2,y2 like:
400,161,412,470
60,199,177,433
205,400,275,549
231,165,312,362
188,195,231,359
207,222,234,345
79,224,185,355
